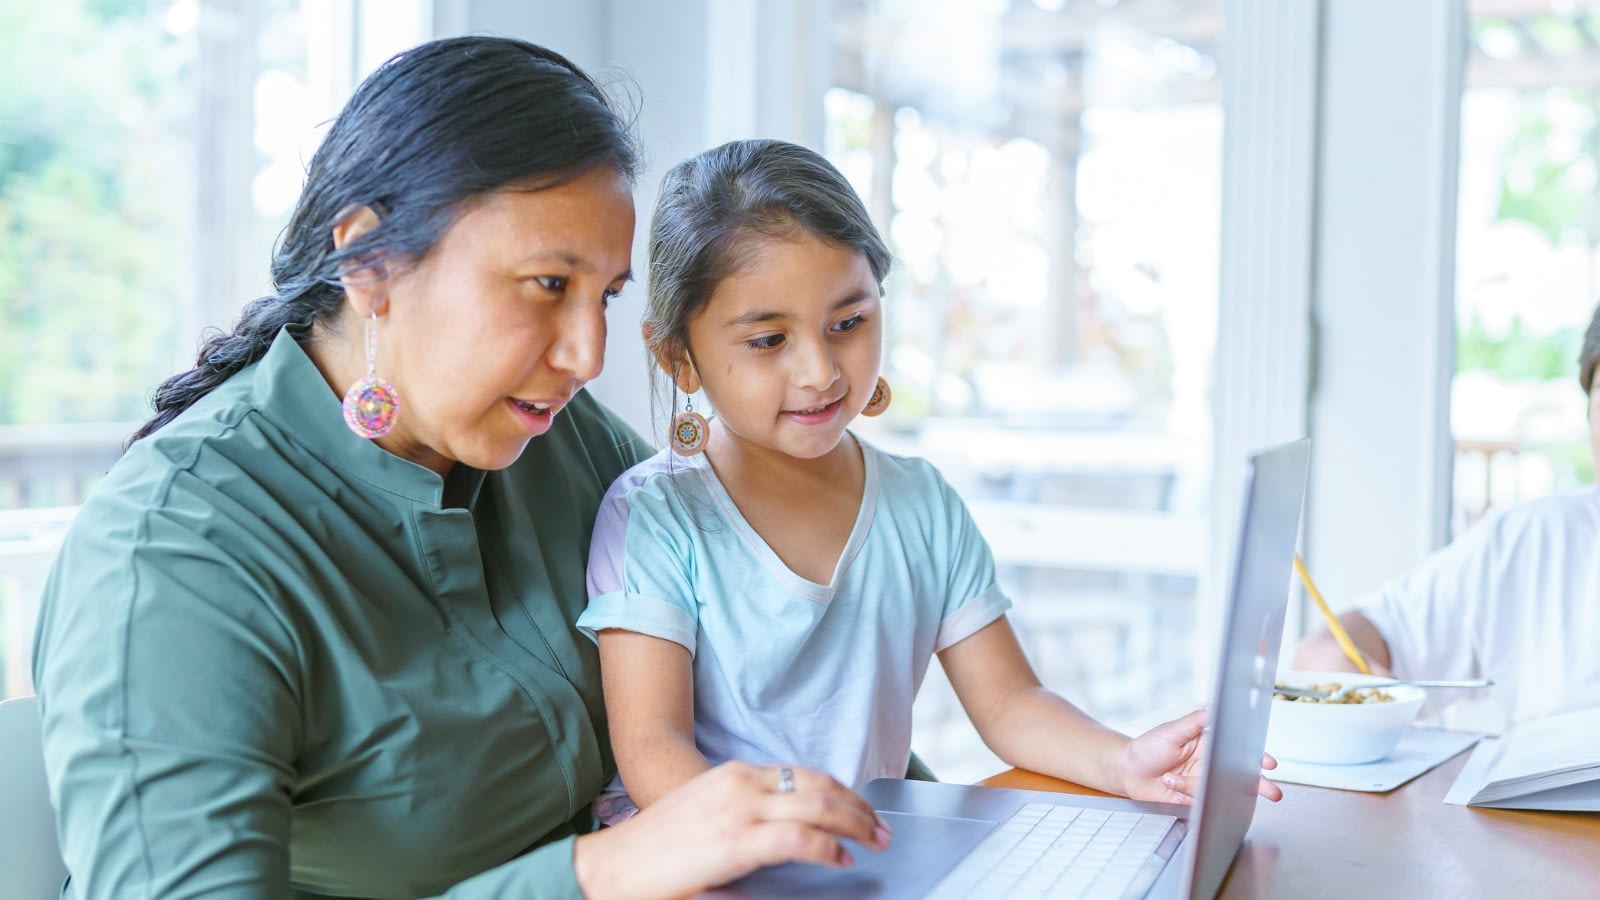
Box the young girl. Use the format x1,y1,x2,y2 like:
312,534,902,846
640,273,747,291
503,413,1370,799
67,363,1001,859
577,139,1280,824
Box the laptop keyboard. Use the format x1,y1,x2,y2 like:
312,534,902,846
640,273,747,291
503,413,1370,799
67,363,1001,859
922,802,1179,900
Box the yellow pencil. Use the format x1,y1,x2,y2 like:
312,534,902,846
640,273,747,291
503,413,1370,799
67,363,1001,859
1293,555,1372,675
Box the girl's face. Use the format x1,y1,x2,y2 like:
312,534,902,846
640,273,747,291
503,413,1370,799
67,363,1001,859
363,164,635,475
681,230,882,462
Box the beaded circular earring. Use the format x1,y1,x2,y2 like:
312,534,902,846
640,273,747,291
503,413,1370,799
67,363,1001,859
341,311,401,439
670,396,709,456
861,377,892,417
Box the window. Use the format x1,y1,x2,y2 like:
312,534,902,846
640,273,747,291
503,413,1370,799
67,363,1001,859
1453,0,1598,536
827,0,1222,782
0,0,430,699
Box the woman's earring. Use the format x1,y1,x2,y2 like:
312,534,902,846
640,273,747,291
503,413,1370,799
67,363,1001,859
862,376,892,417
670,396,709,456
342,311,401,439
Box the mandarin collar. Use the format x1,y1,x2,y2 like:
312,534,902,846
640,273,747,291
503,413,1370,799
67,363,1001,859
252,328,485,509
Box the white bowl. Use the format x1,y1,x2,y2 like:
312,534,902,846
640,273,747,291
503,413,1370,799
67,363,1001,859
1265,670,1425,765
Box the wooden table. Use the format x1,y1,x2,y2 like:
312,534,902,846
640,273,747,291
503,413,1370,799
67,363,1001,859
981,749,1600,897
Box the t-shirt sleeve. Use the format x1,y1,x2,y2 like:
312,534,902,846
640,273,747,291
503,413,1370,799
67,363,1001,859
1357,509,1503,687
578,475,701,655
33,504,302,898
929,469,1012,652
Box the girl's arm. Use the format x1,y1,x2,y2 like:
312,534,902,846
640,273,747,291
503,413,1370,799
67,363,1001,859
597,628,711,808
937,616,1133,794
940,615,1282,804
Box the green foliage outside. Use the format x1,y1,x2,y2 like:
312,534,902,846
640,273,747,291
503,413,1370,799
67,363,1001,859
1458,71,1594,387
0,0,186,425
1456,315,1582,384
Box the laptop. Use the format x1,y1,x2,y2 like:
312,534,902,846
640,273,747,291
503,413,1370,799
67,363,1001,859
712,438,1310,900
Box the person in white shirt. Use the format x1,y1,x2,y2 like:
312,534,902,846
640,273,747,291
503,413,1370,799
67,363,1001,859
1294,303,1600,730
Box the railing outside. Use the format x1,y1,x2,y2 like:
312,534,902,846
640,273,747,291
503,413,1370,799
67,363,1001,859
0,429,1568,724
0,508,75,698
1451,437,1585,537
0,423,131,510
0,424,126,697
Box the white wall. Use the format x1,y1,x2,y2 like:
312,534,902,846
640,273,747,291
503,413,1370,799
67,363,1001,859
1216,0,1466,643
1304,0,1463,610
432,0,605,66
1210,0,1319,673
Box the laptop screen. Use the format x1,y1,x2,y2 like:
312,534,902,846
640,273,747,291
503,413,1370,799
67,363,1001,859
1182,438,1310,899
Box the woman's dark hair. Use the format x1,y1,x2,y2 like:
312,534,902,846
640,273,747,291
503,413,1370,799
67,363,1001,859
643,139,892,397
130,36,641,444
1582,301,1600,399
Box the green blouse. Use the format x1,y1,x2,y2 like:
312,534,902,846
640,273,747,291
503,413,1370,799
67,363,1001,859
32,330,649,898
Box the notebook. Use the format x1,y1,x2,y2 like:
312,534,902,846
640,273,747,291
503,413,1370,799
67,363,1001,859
707,437,1311,900
1444,705,1600,811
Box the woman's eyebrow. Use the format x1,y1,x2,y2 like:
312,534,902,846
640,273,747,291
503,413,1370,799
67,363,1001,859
512,251,632,284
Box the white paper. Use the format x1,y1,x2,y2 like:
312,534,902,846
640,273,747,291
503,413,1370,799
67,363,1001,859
1478,705,1600,787
1444,706,1600,810
1269,727,1480,793
1444,738,1501,806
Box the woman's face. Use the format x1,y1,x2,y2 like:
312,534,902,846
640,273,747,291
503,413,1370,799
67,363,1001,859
680,231,882,463
370,165,635,474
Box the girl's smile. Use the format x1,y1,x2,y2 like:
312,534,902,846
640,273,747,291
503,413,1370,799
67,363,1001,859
782,396,846,426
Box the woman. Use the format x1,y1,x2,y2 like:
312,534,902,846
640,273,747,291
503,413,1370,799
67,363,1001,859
32,37,884,898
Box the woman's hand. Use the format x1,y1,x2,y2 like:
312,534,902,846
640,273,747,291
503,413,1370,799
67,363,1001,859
1119,709,1283,804
573,761,892,900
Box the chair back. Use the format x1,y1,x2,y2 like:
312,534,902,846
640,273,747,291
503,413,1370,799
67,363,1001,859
0,696,69,899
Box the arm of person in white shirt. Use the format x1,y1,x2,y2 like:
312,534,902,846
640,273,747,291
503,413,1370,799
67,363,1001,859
1293,504,1512,684
1293,609,1395,676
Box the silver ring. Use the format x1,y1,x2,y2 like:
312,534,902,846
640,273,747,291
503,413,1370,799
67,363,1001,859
777,766,796,794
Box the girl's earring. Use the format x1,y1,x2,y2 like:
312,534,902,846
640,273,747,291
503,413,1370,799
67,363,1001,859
670,396,710,456
342,310,401,439
862,376,892,417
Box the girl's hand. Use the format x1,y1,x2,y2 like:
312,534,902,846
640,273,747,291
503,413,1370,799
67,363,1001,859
1119,709,1283,804
573,761,893,900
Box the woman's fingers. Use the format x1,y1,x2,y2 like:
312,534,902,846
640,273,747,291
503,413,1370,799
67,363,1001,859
757,772,890,850
579,761,898,900
746,821,855,869
1255,776,1284,802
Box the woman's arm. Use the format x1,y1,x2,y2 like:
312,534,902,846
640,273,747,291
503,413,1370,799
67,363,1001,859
572,762,890,900
597,629,711,808
34,523,301,897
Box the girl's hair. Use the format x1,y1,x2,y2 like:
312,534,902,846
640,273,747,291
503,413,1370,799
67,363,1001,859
130,36,641,444
643,139,891,390
1582,301,1600,399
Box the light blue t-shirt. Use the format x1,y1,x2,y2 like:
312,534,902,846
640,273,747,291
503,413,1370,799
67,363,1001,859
577,437,1011,802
